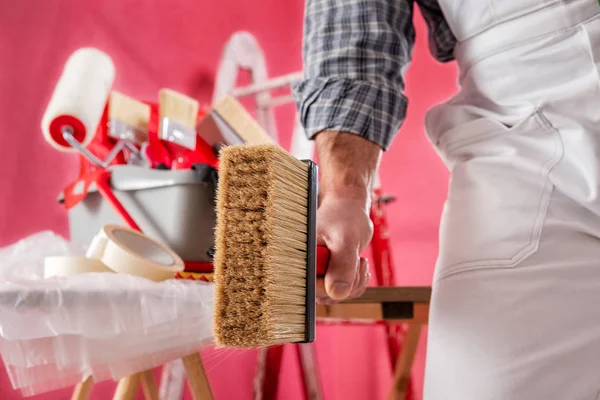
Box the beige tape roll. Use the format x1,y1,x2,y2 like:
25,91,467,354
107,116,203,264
44,256,113,278
99,225,184,282
85,230,108,259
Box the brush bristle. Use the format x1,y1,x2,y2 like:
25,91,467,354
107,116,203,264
158,88,199,127
213,144,310,347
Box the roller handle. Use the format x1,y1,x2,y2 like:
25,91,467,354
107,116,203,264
316,245,330,277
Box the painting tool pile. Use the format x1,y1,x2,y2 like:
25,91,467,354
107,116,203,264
0,48,223,396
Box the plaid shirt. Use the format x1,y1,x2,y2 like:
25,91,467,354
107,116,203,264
292,0,455,150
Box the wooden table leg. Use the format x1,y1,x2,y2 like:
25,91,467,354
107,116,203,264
71,376,93,400
182,352,214,400
140,370,159,400
113,373,141,400
387,323,423,400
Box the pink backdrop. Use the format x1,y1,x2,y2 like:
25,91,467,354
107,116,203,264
0,1,457,399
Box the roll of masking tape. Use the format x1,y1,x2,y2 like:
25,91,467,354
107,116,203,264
41,48,115,152
99,225,184,282
85,229,109,259
44,256,113,278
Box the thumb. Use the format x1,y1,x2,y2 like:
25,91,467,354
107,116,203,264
321,236,359,301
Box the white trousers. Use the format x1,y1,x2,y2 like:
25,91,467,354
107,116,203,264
423,1,600,399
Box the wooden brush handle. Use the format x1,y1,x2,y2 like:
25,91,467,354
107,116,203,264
316,246,330,277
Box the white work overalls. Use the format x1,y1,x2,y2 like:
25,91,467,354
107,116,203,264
423,1,600,399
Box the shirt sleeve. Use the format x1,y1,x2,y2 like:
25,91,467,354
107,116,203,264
416,0,456,62
292,0,416,151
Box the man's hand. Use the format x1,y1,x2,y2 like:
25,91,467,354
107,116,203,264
316,197,373,303
314,131,382,303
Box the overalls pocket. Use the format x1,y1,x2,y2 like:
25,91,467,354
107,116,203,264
426,108,563,280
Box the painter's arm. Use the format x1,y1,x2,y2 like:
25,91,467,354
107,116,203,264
293,0,416,301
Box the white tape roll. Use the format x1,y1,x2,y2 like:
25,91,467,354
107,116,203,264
99,225,184,282
41,48,115,152
85,230,108,259
44,256,113,278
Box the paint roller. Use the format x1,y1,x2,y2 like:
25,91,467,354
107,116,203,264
41,48,115,153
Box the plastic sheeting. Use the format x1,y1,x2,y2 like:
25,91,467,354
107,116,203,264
0,231,215,396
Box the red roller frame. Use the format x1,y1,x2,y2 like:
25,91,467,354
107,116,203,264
370,188,416,400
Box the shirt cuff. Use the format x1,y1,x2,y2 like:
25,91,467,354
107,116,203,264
292,77,407,151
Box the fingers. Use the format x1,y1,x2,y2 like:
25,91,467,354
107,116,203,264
316,257,371,304
314,198,374,303
324,246,359,301
348,258,370,299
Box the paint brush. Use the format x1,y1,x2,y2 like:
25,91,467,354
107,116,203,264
108,91,150,144
158,88,199,154
213,143,330,347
